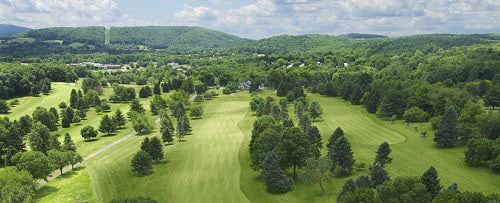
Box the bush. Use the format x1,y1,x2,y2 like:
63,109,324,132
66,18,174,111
222,88,232,94
430,116,443,130
403,107,431,122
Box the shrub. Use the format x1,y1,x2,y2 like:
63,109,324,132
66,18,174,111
403,107,431,122
222,88,232,94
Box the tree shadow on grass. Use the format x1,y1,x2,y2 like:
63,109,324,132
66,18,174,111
83,138,99,142
153,160,169,165
102,133,117,137
35,186,59,199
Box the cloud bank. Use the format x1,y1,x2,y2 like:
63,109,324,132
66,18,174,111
1,0,499,39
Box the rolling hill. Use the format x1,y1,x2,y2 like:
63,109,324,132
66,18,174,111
0,24,29,37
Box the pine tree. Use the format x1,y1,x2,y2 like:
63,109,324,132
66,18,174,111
131,150,152,176
263,151,293,193
308,101,323,121
299,114,311,131
374,141,392,167
328,136,355,177
337,179,357,202
49,107,59,123
271,104,281,120
370,164,390,187
421,166,442,198
70,89,79,108
161,125,174,144
328,127,344,148
434,106,458,147
306,126,322,158
130,99,145,113
66,107,75,123
112,109,126,129
355,175,372,188
99,115,116,136
148,137,164,162
61,109,71,128
177,116,187,141
153,83,161,95
62,133,76,151
141,137,151,153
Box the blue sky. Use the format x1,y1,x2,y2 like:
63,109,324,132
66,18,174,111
1,0,499,39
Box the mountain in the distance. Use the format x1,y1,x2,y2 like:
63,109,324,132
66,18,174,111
109,26,253,50
0,24,30,37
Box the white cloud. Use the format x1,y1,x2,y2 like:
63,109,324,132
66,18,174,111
0,0,138,28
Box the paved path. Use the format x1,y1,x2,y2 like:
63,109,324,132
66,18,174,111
38,119,160,186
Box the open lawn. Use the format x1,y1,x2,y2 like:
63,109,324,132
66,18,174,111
85,92,251,202
36,167,94,203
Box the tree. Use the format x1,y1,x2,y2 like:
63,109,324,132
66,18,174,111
403,107,431,122
12,151,53,180
139,86,153,98
70,89,79,108
299,114,311,130
130,112,154,134
148,137,164,162
131,150,152,176
47,149,71,174
172,101,186,119
377,177,431,203
306,126,322,158
374,142,392,167
434,106,458,147
0,100,11,114
150,95,167,115
153,83,161,95
190,106,204,119
81,125,98,140
355,175,373,189
113,109,127,129
62,133,76,151
263,151,293,193
370,164,390,187
464,138,495,166
99,115,116,136
377,88,406,117
299,156,332,194
308,101,323,121
328,127,344,148
421,166,442,198
68,151,83,169
0,167,35,203
337,179,357,202
130,99,145,114
329,136,355,177
28,122,55,154
77,109,87,120
484,86,500,109
338,188,378,203
32,107,57,131
65,107,75,123
160,111,174,144
279,127,310,176
476,112,500,140
61,108,71,128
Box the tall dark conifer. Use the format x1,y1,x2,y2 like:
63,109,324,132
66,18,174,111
374,141,392,167
263,151,293,193
434,106,458,147
421,166,442,198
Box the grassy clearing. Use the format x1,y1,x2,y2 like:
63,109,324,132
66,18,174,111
85,92,251,202
239,92,500,202
35,167,94,203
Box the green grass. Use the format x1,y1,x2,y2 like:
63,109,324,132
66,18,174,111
35,167,94,203
85,92,251,202
33,90,500,202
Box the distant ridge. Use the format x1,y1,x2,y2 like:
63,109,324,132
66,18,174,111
0,24,30,37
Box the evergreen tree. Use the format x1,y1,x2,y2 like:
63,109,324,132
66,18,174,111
130,99,145,113
112,109,126,129
484,86,500,109
337,179,357,202
139,86,153,98
434,106,458,147
49,107,59,123
306,126,322,158
271,104,281,120
299,114,311,131
131,150,153,176
374,142,392,167
308,101,323,121
256,101,264,117
177,115,187,141
172,101,186,119
65,107,75,123
70,89,79,108
263,151,293,193
421,166,442,199
328,127,344,148
370,164,390,187
328,136,355,177
61,108,71,128
161,125,174,144
99,115,116,136
141,137,151,153
148,137,164,162
153,83,161,95
77,109,86,120
0,100,10,114
355,175,373,188
62,133,76,151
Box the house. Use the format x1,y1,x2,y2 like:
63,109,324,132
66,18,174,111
239,81,251,90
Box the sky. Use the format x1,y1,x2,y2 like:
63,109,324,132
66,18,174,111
0,0,499,39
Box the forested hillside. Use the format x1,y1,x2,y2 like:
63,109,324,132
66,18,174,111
20,26,106,46
0,24,29,37
109,26,253,50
